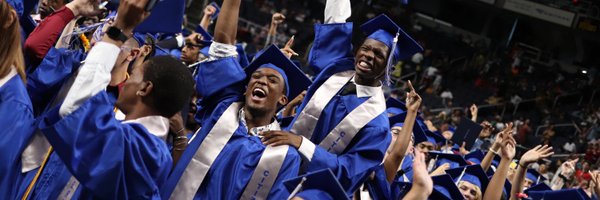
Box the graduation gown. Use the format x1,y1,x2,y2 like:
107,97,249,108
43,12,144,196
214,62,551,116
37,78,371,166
0,73,35,199
286,22,391,195
30,90,172,199
162,57,300,199
27,47,85,116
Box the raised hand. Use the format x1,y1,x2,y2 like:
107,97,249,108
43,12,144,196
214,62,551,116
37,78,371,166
519,145,554,166
429,163,450,176
500,133,516,160
479,121,494,138
470,104,478,121
271,13,286,25
283,90,306,117
493,122,513,149
113,0,152,34
203,4,216,16
66,0,104,17
280,36,298,59
411,149,433,194
559,158,578,177
459,142,470,156
405,80,422,112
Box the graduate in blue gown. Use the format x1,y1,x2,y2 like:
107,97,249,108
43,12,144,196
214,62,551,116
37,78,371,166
161,0,309,199
360,82,422,199
22,1,194,199
262,0,422,196
0,3,35,198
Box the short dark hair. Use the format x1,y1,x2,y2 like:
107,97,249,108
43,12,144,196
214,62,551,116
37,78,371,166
143,56,195,117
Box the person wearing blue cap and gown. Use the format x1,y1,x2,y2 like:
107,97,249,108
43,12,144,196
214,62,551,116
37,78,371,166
21,1,193,198
0,2,35,199
260,0,422,196
485,129,516,200
446,165,490,200
21,0,194,199
359,82,421,200
510,144,554,200
160,0,309,199
430,174,465,200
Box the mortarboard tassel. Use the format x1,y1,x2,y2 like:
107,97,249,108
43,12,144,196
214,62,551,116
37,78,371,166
384,32,400,86
455,167,468,185
287,176,307,200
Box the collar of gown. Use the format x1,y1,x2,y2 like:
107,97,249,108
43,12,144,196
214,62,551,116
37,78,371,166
123,115,170,141
351,76,383,98
0,66,17,88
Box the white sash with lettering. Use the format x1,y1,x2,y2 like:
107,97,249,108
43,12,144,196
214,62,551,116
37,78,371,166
240,145,289,200
170,102,242,200
290,70,355,139
318,89,385,154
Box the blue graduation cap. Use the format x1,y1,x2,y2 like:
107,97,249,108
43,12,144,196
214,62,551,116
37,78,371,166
446,165,489,196
7,0,23,17
529,188,591,200
194,26,213,47
429,151,468,170
360,14,422,62
524,183,551,194
386,98,407,116
390,181,412,199
388,113,406,129
243,45,311,100
431,174,464,200
283,169,349,200
451,117,483,150
209,2,221,21
414,120,445,146
465,149,485,164
360,14,423,85
135,0,185,34
525,169,546,185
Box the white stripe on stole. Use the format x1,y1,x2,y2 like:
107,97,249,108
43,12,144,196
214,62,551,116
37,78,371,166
240,145,289,200
290,70,355,139
170,102,242,200
318,89,385,154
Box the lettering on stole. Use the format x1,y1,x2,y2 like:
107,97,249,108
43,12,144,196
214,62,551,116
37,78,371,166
327,132,346,152
251,170,271,199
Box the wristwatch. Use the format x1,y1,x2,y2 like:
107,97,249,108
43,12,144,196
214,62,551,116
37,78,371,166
105,26,129,43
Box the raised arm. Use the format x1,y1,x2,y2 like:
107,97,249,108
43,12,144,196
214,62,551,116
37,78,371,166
484,132,515,200
59,0,149,116
265,13,285,46
384,81,421,183
213,0,239,45
509,145,554,200
481,123,508,171
307,0,353,74
24,0,102,67
401,149,433,200
470,104,478,122
199,4,216,30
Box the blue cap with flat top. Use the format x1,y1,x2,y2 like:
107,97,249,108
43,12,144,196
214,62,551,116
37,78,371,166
446,165,489,196
360,14,423,61
194,26,213,47
283,169,349,200
429,151,468,169
525,169,546,185
431,174,464,200
465,149,485,164
527,188,591,200
209,2,221,21
243,45,311,100
135,0,185,34
360,14,423,85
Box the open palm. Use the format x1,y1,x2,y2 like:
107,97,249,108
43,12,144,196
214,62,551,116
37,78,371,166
520,145,553,165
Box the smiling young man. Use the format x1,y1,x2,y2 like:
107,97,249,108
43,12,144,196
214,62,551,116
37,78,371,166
260,0,422,196
160,0,310,199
